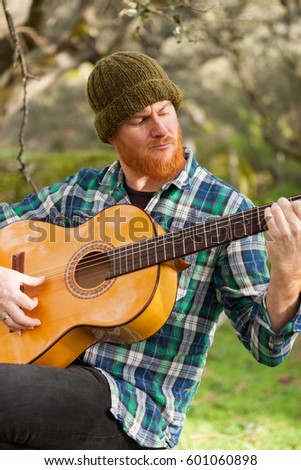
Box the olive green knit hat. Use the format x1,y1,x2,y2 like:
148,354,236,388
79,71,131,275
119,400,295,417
87,51,182,143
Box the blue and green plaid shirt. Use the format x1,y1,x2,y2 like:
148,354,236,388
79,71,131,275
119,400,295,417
1,151,300,448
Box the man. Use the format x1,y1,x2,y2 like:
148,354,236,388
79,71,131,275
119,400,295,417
0,51,301,450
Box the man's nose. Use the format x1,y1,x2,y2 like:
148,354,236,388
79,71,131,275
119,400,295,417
150,115,169,137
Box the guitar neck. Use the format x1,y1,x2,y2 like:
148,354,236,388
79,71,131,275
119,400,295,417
107,195,301,278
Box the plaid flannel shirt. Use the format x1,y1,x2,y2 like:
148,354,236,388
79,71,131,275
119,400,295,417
0,151,300,448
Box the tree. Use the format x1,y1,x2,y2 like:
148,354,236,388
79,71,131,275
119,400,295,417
1,0,301,164
121,0,301,162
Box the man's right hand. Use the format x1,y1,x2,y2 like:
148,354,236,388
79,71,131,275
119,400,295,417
0,267,45,334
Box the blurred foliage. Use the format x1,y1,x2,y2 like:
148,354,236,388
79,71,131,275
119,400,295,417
0,148,116,203
1,144,300,206
0,0,301,203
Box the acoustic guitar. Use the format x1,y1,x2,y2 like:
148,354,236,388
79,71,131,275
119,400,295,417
0,199,298,368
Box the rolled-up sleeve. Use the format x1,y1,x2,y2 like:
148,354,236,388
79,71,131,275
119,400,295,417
214,232,300,366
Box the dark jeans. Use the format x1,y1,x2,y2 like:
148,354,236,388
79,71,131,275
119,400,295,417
0,361,144,450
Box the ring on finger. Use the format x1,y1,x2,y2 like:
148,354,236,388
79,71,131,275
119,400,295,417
2,314,10,323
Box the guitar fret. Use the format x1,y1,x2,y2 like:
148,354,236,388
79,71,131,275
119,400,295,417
215,219,220,244
192,227,197,251
119,246,123,275
203,226,208,249
154,239,158,264
182,232,187,256
131,245,135,272
110,251,116,278
257,207,261,231
125,245,128,274
241,213,248,236
125,246,130,274
138,240,143,269
163,236,167,261
172,233,176,258
228,214,233,241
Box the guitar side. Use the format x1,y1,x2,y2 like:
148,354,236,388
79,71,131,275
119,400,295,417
0,206,178,367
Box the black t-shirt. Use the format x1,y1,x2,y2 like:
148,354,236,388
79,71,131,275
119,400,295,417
124,181,155,210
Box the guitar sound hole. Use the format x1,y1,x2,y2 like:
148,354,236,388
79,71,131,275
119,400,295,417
74,251,110,289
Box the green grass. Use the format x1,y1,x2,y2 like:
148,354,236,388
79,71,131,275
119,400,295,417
178,317,301,450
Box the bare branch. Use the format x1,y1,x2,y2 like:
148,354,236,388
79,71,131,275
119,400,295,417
1,0,38,193
120,1,216,25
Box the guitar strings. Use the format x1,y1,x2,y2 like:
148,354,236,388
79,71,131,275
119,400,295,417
24,203,272,282
24,193,301,281
27,205,269,281
28,215,268,281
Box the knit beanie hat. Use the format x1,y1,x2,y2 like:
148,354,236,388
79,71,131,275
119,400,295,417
87,51,182,143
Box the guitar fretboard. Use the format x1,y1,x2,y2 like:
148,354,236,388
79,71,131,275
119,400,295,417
106,195,301,278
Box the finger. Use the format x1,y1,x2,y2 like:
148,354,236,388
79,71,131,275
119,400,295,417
1,313,11,324
1,312,28,332
292,200,301,218
19,273,45,288
276,199,301,241
3,316,40,332
276,197,301,224
2,302,41,328
264,203,288,235
15,290,39,311
0,313,20,334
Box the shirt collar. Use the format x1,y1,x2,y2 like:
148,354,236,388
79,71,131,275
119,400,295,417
161,147,194,191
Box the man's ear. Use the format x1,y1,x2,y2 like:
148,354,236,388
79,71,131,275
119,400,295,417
107,136,114,144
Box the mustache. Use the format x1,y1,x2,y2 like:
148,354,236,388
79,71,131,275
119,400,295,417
147,136,176,148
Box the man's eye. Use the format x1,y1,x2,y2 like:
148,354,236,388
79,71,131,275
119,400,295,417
159,111,169,117
130,118,146,125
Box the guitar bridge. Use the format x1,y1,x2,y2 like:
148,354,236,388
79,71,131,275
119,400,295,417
12,251,25,292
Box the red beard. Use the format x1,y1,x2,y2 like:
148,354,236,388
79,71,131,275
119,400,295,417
114,125,186,181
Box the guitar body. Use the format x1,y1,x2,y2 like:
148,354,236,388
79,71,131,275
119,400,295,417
0,205,178,368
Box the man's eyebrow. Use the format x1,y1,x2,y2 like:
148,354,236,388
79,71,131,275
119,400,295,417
130,102,171,119
157,103,171,112
130,110,150,118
